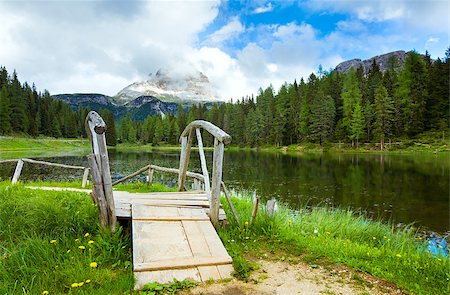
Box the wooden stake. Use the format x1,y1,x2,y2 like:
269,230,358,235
11,159,24,184
250,196,260,225
82,168,90,188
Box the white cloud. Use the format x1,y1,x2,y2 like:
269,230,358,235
205,17,244,46
0,1,220,96
252,3,273,14
304,0,449,32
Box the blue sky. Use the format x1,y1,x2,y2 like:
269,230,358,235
0,0,448,100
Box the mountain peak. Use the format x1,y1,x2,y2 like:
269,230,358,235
335,50,407,74
114,68,217,105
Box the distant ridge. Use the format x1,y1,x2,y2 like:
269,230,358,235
335,50,408,74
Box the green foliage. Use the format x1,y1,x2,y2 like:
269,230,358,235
0,183,134,294
350,102,365,144
141,279,197,295
309,90,335,145
0,67,89,138
219,195,450,295
373,85,395,148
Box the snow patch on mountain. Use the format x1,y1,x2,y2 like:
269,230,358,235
114,68,219,106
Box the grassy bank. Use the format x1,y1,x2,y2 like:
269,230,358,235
219,196,450,295
1,181,448,294
0,137,89,159
0,182,133,294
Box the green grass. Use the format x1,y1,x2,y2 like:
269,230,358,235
218,196,450,295
0,182,134,294
0,137,89,159
2,180,449,294
113,181,177,193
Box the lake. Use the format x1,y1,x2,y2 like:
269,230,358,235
0,149,448,233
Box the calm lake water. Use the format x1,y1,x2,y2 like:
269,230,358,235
0,150,448,233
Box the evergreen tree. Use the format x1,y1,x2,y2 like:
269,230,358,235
9,71,28,132
0,85,11,134
341,69,363,141
396,51,428,135
350,102,364,146
373,86,394,150
309,90,335,145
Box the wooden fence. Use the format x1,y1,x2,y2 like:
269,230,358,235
0,158,90,188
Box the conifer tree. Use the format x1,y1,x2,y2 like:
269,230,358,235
0,85,11,134
309,90,335,145
341,69,363,141
350,102,364,146
373,86,394,150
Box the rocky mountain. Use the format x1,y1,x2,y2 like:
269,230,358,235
114,68,218,105
335,50,407,74
52,93,178,120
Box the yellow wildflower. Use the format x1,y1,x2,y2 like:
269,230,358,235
78,245,86,250
42,291,49,295
372,237,376,240
89,262,98,268
71,283,79,288
288,219,292,225
396,254,402,258
88,240,94,245
244,221,249,226
78,282,84,287
84,233,90,237
85,279,91,283
50,240,57,244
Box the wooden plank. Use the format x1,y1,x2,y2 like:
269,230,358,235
197,221,230,258
134,216,210,222
125,198,210,207
134,256,233,272
132,205,209,220
132,221,192,264
183,221,221,281
217,264,234,280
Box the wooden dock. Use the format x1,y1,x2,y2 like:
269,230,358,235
116,191,233,288
21,116,237,290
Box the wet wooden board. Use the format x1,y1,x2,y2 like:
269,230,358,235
132,203,233,289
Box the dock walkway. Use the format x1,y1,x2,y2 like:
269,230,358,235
117,191,233,288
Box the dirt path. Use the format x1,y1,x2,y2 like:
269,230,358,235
182,259,406,295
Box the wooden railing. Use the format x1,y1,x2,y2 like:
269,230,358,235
0,158,90,188
110,162,240,226
177,120,232,227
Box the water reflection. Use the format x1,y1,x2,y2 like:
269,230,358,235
0,150,448,232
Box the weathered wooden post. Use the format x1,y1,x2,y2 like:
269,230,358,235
85,111,116,232
177,130,194,191
11,159,24,184
81,168,90,188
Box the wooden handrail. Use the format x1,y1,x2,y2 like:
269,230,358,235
180,120,232,144
9,158,90,188
112,164,204,186
178,120,231,227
